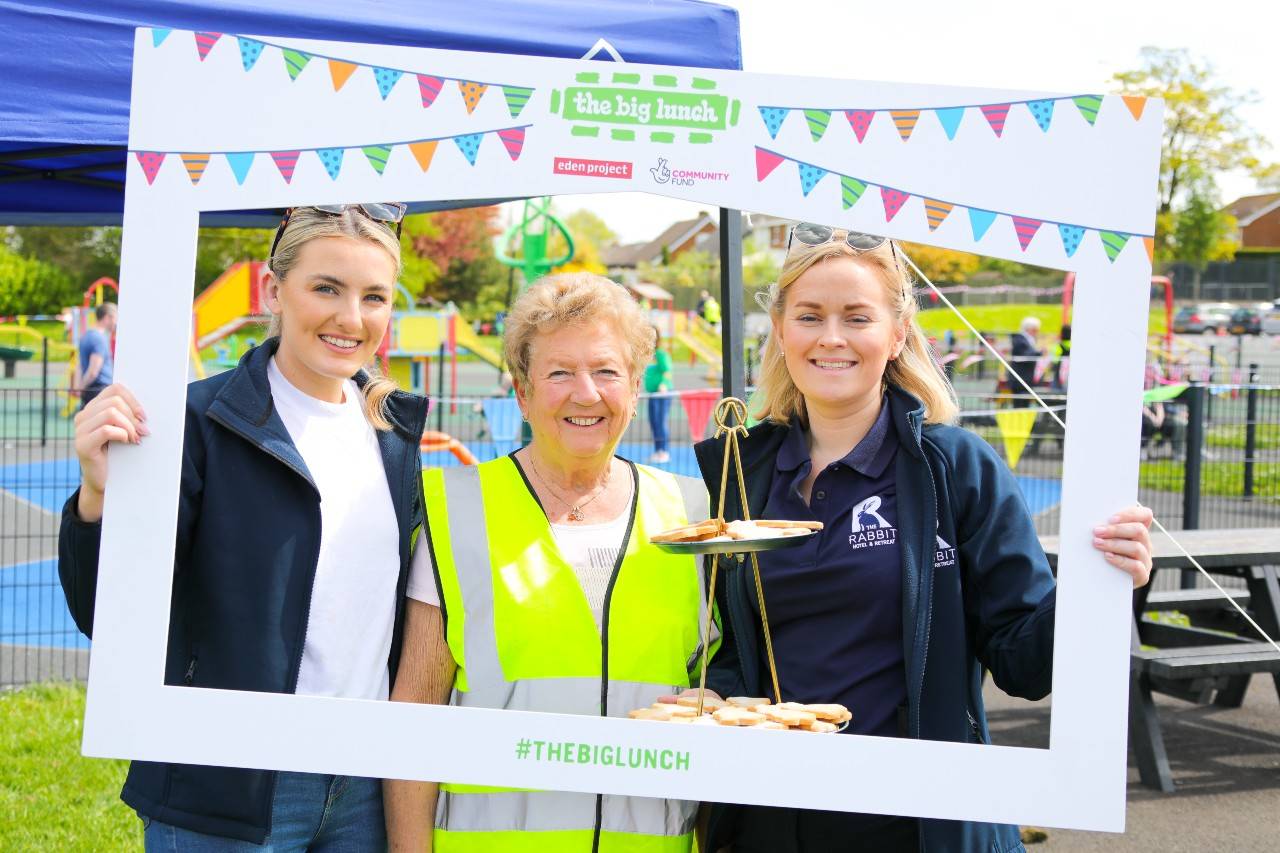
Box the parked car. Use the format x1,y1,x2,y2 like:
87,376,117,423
1172,302,1234,335
1228,307,1263,336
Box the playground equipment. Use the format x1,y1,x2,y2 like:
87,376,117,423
382,284,504,397
421,430,478,465
496,197,574,288
193,261,269,352
672,312,722,382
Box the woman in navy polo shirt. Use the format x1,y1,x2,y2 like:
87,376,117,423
694,224,1153,853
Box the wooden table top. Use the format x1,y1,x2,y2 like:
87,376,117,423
1039,528,1280,571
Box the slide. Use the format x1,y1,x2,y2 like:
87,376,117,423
451,318,504,369
193,261,269,350
672,312,721,375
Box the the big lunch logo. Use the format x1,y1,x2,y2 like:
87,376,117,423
549,70,741,144
849,496,896,549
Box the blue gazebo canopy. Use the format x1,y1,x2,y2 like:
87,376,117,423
0,0,741,226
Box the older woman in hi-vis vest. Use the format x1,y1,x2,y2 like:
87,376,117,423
385,274,713,852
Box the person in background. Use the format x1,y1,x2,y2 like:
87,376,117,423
1006,316,1042,406
695,223,1153,853
1050,323,1071,392
696,289,710,320
702,292,722,331
645,324,674,464
75,302,117,409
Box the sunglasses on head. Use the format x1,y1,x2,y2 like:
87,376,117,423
269,202,408,261
786,221,904,279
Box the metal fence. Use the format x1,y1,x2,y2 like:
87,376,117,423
4,375,1277,687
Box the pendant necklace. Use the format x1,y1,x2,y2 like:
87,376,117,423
529,455,611,522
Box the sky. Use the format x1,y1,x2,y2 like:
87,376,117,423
526,0,1278,245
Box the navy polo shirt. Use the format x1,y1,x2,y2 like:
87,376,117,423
753,401,907,738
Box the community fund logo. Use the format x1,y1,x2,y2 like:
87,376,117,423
849,496,896,549
649,157,729,187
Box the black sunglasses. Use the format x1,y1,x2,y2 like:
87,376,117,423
269,203,408,261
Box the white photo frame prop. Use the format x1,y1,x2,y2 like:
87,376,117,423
87,28,1161,832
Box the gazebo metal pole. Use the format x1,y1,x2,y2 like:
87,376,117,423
718,208,745,400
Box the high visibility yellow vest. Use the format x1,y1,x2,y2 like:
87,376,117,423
423,456,713,853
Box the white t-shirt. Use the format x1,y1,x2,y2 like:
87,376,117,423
407,483,631,632
268,358,400,700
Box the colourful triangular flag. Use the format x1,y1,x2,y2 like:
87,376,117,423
1012,216,1042,250
679,390,720,442
1073,94,1103,126
329,60,358,91
803,109,832,142
317,148,344,180
755,147,785,181
502,86,534,118
179,153,210,185
994,409,1037,469
968,208,997,241
151,28,172,47
840,176,867,209
1027,99,1055,132
362,145,393,175
890,110,920,141
1123,95,1147,121
497,127,526,161
271,151,300,183
236,37,264,71
225,152,255,185
759,107,789,139
135,152,165,184
194,32,221,61
1099,231,1129,262
980,103,1011,137
881,187,910,221
417,74,444,108
282,49,311,81
408,140,440,172
457,81,489,114
934,107,964,140
454,133,484,165
1143,236,1155,265
797,162,827,196
924,198,954,230
844,109,875,143
1058,224,1085,257
373,67,403,100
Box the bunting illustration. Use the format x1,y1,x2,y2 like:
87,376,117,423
757,93,1142,142
754,146,1152,264
160,30,537,119
132,125,530,186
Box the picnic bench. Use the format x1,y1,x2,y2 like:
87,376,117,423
0,344,33,378
1041,528,1280,792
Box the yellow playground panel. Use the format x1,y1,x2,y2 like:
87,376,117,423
385,311,503,395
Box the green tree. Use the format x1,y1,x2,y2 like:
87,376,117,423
0,244,77,314
1113,48,1273,261
1171,184,1238,299
550,208,617,275
193,228,274,292
5,226,121,290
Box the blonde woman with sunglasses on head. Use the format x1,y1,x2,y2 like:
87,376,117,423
694,223,1153,853
59,204,427,850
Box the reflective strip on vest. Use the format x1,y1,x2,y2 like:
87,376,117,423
424,458,709,851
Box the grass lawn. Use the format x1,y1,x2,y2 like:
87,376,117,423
917,303,1169,339
1139,459,1280,500
1206,423,1280,451
0,683,135,851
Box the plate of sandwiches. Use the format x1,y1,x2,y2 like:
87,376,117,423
649,518,823,555
628,695,851,733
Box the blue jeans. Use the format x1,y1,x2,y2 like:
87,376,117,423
143,772,385,852
648,395,671,452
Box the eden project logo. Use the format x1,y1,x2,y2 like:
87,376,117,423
849,496,896,549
